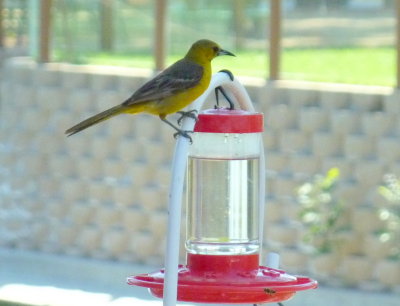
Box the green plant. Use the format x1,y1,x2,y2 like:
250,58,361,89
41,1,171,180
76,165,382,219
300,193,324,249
378,174,400,260
297,168,344,254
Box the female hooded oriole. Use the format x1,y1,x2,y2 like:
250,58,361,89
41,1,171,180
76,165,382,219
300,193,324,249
65,39,235,139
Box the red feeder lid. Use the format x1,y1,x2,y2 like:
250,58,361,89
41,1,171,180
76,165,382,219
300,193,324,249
127,254,318,304
194,108,264,133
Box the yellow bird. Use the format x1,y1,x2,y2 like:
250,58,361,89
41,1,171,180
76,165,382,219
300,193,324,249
65,39,235,139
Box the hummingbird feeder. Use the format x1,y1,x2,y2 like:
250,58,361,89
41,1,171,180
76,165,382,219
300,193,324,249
127,72,317,305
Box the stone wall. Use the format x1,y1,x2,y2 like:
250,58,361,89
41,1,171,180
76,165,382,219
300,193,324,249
260,81,400,290
0,58,399,290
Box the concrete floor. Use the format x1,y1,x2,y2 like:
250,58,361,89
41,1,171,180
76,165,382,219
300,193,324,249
0,249,399,306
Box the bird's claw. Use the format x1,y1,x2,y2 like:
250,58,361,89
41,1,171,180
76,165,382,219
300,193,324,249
177,110,198,126
214,86,235,110
219,69,234,81
173,130,194,143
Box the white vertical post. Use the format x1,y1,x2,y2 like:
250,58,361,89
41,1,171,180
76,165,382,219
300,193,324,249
259,140,266,263
266,252,280,269
162,137,190,306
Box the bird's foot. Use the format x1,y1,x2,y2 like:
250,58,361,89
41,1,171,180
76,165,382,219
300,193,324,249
160,116,194,143
173,129,194,143
214,86,235,110
177,110,198,126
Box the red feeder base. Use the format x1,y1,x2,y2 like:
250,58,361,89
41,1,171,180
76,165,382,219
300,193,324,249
127,253,317,304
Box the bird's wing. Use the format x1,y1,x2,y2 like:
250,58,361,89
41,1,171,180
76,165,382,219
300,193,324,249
123,59,204,106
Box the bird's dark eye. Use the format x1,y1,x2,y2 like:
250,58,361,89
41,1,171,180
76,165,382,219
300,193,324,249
213,46,219,53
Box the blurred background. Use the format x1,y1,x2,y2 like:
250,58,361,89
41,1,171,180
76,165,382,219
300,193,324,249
0,0,399,305
1,0,397,84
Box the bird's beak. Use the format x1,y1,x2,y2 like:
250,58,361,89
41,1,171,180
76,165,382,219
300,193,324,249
218,49,236,57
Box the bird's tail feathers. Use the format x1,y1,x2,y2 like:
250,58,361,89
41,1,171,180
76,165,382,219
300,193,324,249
65,105,125,136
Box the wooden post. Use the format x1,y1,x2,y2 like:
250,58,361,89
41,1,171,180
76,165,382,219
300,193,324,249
100,0,113,51
269,0,281,81
233,0,245,50
154,0,167,71
0,0,4,48
396,0,400,88
39,0,52,62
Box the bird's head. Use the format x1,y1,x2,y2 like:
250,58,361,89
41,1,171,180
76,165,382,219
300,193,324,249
185,39,235,63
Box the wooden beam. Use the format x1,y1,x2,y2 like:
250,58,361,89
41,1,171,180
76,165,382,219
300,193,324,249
0,0,5,48
0,0,4,48
233,0,245,50
269,0,282,81
396,0,400,88
154,0,167,71
39,0,52,62
100,0,113,51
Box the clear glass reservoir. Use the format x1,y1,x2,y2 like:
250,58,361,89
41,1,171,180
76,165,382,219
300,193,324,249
186,109,263,255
